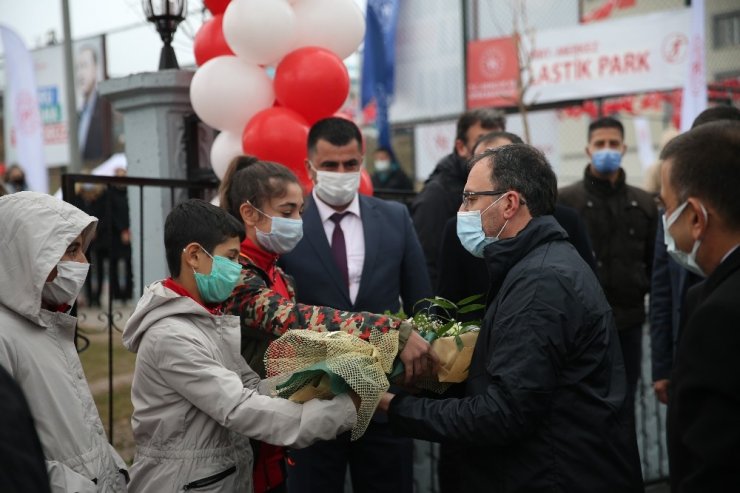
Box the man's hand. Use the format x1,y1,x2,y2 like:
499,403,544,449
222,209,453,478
653,379,670,404
399,331,439,384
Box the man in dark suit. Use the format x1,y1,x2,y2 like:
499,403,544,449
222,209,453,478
76,45,111,163
280,117,433,493
660,120,740,491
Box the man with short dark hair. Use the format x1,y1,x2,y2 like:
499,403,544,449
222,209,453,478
411,108,505,286
381,144,643,492
649,105,740,405
660,121,740,492
280,117,433,493
559,116,658,415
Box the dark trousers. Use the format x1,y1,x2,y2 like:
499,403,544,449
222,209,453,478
619,325,643,415
286,421,413,493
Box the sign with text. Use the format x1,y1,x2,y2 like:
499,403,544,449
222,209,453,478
522,8,690,104
467,36,519,108
4,35,107,167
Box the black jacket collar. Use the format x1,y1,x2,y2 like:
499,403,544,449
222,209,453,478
702,246,740,297
483,215,568,303
583,165,626,197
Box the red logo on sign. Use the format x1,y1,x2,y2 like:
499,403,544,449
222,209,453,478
662,33,688,63
15,90,42,136
467,37,520,109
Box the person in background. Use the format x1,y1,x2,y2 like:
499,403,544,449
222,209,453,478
219,156,436,493
559,116,658,417
279,118,433,493
4,164,28,193
660,120,740,491
0,192,128,492
412,109,506,286
381,144,643,492
370,147,413,191
122,199,358,493
649,105,740,405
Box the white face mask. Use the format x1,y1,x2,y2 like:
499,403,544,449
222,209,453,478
314,170,361,207
251,203,304,255
42,261,90,307
374,159,391,172
663,201,707,278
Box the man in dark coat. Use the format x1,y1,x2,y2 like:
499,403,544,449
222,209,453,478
380,144,643,493
558,117,658,415
661,120,740,492
411,109,505,287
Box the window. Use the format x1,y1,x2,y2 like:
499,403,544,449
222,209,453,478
714,11,740,49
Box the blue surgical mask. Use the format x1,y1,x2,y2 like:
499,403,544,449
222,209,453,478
663,202,707,278
591,149,622,174
251,203,304,254
456,195,508,258
193,246,242,303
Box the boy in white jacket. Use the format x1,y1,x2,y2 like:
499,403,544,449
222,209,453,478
122,199,357,493
0,192,128,492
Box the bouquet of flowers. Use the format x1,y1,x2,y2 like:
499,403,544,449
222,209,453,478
392,294,484,385
263,295,485,438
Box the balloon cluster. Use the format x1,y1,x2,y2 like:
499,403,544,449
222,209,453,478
192,0,370,193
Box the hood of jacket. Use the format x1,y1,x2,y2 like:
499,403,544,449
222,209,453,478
483,215,568,302
0,192,97,326
122,280,221,353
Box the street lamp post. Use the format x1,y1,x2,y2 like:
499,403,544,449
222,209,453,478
143,0,187,70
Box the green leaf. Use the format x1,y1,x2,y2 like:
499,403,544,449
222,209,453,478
428,296,458,311
457,293,484,306
455,334,464,351
458,303,486,314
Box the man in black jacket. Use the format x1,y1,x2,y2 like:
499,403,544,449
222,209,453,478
559,117,657,415
411,109,505,287
661,120,740,492
380,144,643,492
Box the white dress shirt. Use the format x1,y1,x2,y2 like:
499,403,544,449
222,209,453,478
313,189,365,304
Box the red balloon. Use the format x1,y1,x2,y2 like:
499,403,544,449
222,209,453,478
204,0,230,15
359,168,374,197
242,107,312,191
274,47,350,124
194,15,234,66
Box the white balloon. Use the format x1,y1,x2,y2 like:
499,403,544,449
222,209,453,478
292,0,366,60
223,0,297,65
210,131,244,180
190,56,274,133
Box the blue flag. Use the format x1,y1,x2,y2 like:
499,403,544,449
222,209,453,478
361,0,400,148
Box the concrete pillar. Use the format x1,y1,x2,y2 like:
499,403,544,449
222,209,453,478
98,70,196,292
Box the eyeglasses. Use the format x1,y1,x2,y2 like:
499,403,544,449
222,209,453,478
461,190,507,208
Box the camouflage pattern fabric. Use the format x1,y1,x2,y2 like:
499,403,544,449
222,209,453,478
223,253,411,377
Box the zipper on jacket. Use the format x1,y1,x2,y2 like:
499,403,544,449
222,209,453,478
183,466,237,490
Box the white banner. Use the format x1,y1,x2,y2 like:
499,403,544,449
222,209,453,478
632,117,655,171
3,36,106,167
0,25,47,193
523,9,691,105
413,119,457,181
680,0,707,131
